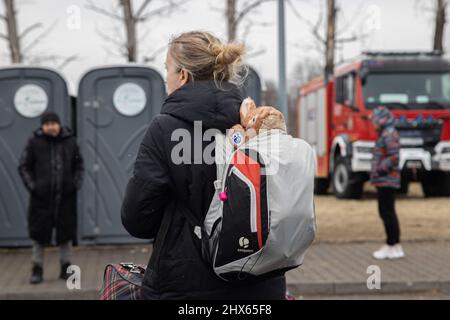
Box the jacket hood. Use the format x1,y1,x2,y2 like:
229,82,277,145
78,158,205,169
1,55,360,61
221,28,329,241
34,126,73,139
161,80,242,132
372,106,395,129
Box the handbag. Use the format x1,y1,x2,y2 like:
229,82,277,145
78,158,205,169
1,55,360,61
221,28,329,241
99,202,175,300
99,262,146,300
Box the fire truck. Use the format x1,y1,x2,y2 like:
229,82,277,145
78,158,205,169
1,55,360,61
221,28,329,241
296,52,450,198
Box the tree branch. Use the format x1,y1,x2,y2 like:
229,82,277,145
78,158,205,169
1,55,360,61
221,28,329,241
335,35,358,43
58,54,79,70
242,18,271,42
135,0,152,19
136,0,183,22
19,22,42,40
235,0,272,25
101,44,128,60
95,26,125,48
85,0,123,21
335,0,365,35
246,47,266,58
142,45,166,62
287,0,326,45
414,0,435,14
22,20,57,54
208,2,224,14
24,52,78,69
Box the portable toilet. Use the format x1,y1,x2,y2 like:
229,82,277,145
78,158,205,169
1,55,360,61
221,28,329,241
77,65,165,244
0,67,70,247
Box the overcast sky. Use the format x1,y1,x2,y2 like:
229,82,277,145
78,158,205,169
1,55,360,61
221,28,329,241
0,0,449,94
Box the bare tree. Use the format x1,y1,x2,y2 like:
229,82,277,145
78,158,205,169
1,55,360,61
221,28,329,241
433,0,447,51
0,0,76,68
0,0,48,63
287,0,369,80
1,0,21,62
324,0,336,80
25,52,80,70
224,0,273,42
122,0,137,62
86,0,185,62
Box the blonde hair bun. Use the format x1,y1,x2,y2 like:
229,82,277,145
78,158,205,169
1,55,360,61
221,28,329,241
211,42,245,66
169,31,247,87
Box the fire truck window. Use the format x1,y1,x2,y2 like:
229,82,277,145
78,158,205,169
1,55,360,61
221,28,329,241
443,74,450,101
362,72,450,110
346,74,355,106
335,77,344,103
336,73,356,106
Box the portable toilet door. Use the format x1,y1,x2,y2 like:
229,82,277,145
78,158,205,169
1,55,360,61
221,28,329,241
241,66,262,105
77,65,166,244
0,67,70,247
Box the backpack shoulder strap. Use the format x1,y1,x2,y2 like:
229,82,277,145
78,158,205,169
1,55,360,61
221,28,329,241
213,132,232,189
181,132,226,237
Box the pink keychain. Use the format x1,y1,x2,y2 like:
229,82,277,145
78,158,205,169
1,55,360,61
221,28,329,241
219,191,228,202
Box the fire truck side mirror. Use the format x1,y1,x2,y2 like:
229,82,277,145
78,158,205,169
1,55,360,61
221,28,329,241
359,68,369,85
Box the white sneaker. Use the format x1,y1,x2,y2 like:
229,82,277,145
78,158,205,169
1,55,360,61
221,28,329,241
372,245,397,260
392,244,405,259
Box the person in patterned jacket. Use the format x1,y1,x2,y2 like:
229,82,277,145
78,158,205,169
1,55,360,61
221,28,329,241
370,106,405,260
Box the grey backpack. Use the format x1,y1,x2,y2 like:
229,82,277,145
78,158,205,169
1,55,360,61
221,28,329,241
190,130,316,282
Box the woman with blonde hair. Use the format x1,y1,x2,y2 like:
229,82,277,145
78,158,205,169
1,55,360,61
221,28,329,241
121,31,287,299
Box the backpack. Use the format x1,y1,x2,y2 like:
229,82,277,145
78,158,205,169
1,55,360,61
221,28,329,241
189,129,316,282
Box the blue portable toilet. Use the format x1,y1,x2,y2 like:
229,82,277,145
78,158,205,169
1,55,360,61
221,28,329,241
77,65,165,244
0,67,70,247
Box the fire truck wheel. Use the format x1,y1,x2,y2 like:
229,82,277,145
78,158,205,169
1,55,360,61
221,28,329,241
421,171,450,197
314,178,330,195
332,156,363,199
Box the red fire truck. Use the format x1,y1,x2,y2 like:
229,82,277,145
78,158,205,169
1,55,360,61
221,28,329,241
296,52,450,198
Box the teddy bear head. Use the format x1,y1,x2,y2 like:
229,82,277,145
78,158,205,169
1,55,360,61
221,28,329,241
240,97,287,133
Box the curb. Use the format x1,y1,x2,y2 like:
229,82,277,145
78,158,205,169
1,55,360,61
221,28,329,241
2,280,450,299
0,289,99,300
288,280,450,296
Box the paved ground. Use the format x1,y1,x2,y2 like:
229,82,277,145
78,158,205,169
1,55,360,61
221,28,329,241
299,291,450,300
286,241,450,296
314,183,450,243
1,240,449,299
0,244,151,299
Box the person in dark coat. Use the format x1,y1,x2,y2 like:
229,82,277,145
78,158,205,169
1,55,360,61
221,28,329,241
121,31,287,299
370,106,404,260
18,112,84,284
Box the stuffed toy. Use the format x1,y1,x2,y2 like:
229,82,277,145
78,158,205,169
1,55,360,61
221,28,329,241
228,97,286,147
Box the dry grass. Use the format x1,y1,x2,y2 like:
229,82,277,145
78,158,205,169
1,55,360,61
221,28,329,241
314,183,450,243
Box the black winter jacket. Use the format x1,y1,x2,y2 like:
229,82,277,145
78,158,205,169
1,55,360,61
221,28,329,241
18,127,84,245
121,80,286,300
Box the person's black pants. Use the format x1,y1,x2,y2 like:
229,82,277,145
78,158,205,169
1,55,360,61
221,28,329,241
377,187,400,245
